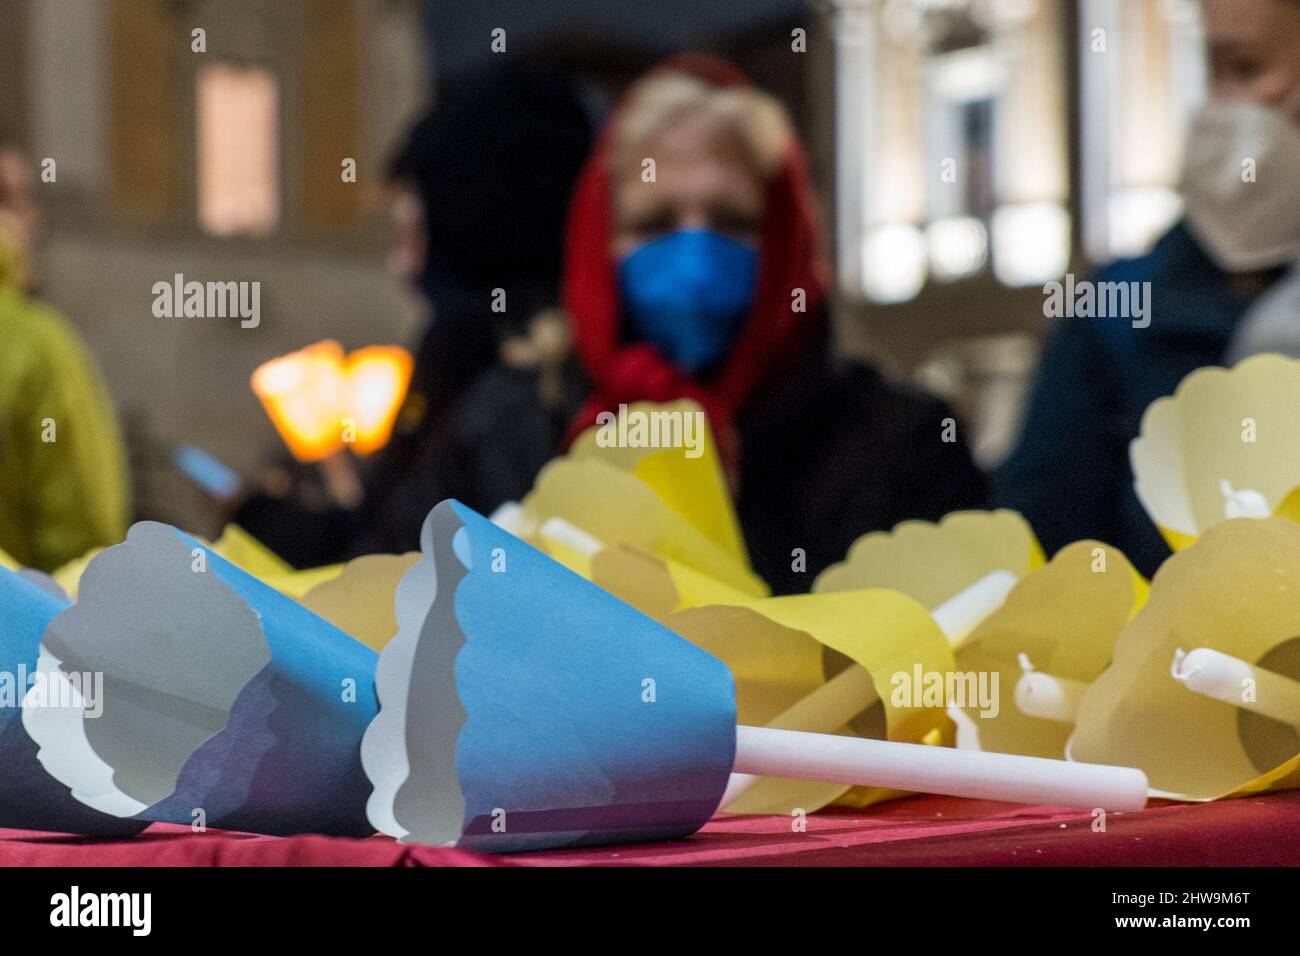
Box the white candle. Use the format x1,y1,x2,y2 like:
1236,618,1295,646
720,571,1015,810
720,665,878,807
1014,653,1090,723
1171,647,1300,726
538,516,603,558
732,724,1148,811
488,501,533,537
933,570,1018,650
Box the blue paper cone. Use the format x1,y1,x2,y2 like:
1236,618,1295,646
27,522,378,837
363,500,736,852
0,567,144,835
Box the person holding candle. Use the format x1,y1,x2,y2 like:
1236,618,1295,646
233,62,598,566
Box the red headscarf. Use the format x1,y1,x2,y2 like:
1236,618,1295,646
562,55,828,474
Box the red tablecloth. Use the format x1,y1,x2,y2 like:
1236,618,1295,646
1,791,1296,866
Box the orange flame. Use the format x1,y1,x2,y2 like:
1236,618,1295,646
251,341,413,462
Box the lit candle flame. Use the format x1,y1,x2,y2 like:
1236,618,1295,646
251,341,413,461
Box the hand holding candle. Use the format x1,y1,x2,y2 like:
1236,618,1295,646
251,340,413,462
250,341,350,462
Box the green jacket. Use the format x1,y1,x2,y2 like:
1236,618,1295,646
0,285,130,570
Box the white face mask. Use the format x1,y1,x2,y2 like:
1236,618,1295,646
1181,97,1300,272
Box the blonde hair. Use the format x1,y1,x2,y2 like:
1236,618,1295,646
609,73,793,181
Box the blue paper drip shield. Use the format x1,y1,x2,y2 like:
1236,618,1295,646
0,567,144,835
363,500,736,852
24,522,379,837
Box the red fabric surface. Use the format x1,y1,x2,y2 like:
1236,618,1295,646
561,55,828,469
1,793,1296,866
504,794,1300,867
0,823,492,867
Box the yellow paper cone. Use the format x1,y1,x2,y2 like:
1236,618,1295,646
523,456,767,597
1131,354,1300,550
951,541,1146,759
208,524,344,597
532,514,760,617
299,553,419,651
211,524,294,579
569,399,747,564
1070,518,1300,800
666,589,954,813
259,563,345,599
814,510,1045,607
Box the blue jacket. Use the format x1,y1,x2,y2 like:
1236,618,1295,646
995,222,1262,577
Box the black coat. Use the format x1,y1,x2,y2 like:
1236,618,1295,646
237,327,987,595
735,336,988,594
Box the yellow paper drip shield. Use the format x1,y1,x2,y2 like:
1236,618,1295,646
953,541,1145,759
569,399,747,565
1131,353,1300,550
666,589,953,813
299,553,420,651
1070,518,1300,800
813,510,1044,607
523,400,766,598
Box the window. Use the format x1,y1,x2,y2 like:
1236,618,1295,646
833,0,1070,302
196,62,280,237
1079,0,1205,260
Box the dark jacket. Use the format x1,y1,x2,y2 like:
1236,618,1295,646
238,322,988,595
234,61,596,567
735,333,987,594
995,222,1280,577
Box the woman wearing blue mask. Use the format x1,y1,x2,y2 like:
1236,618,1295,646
563,57,987,593
234,57,987,590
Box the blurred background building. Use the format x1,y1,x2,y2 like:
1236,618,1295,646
0,0,1208,529
827,0,1204,467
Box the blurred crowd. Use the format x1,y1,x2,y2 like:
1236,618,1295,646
3,0,1300,590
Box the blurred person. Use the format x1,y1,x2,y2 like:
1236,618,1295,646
996,0,1300,576
0,139,130,571
240,57,986,589
234,63,596,565
553,56,986,593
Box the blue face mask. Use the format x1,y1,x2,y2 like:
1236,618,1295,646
619,229,758,374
